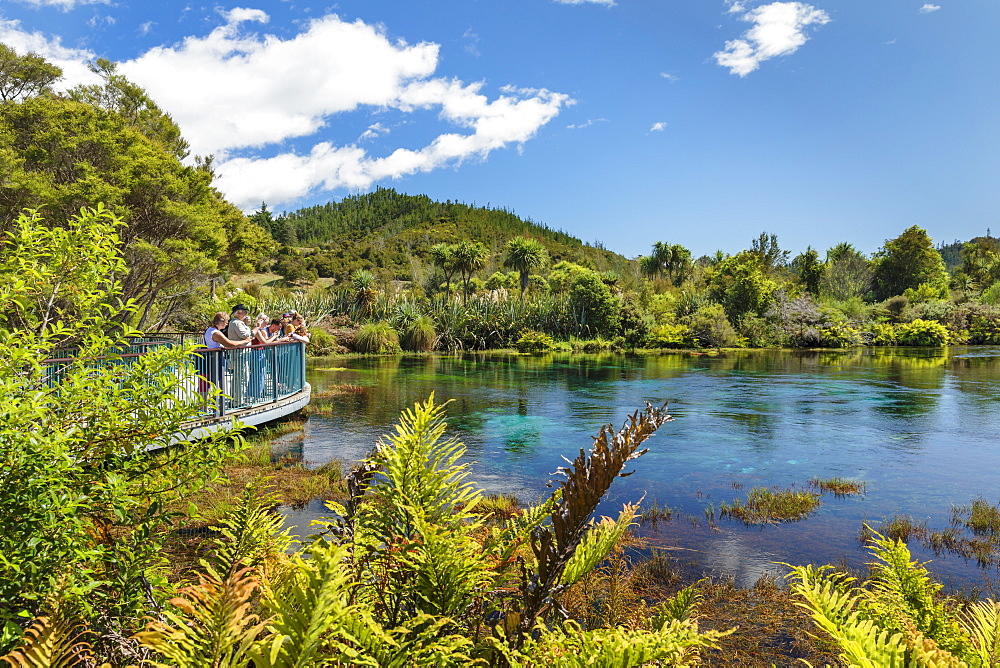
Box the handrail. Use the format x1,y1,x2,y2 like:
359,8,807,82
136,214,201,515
42,338,308,420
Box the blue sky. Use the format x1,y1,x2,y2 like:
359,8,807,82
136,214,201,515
1,0,997,260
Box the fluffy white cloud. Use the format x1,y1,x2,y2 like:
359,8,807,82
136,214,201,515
1,11,571,211
919,4,941,13
0,18,100,87
82,11,573,209
714,2,830,77
650,121,667,132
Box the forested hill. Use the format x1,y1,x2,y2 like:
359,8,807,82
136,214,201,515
265,188,634,282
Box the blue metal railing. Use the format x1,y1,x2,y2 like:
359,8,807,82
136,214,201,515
43,338,307,420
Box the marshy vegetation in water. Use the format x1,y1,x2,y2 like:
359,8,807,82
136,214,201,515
719,487,822,525
808,476,867,497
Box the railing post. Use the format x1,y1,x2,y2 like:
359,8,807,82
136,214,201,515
300,341,306,392
216,350,225,417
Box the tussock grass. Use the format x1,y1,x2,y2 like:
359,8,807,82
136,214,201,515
808,476,866,497
720,487,820,525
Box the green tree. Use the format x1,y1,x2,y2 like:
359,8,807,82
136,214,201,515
707,252,778,321
749,231,789,275
0,92,274,327
68,58,190,160
0,43,62,102
453,239,489,302
640,241,692,286
871,226,949,300
791,247,824,295
821,242,872,301
429,242,459,300
0,207,239,652
956,236,1000,293
569,271,621,337
504,236,549,300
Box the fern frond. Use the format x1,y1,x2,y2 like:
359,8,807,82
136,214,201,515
496,618,726,668
959,599,1000,667
654,580,704,625
787,562,913,667
863,531,972,658
201,483,295,581
0,609,99,668
135,567,265,668
559,504,637,587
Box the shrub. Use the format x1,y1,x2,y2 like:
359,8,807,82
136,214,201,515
683,304,740,348
868,322,897,346
648,322,689,349
515,329,555,353
569,272,621,337
819,322,862,348
354,321,401,353
895,318,949,346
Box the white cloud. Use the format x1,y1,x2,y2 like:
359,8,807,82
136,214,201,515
650,121,667,132
96,11,572,209
567,118,608,129
553,0,616,6
714,2,830,77
0,18,101,87
138,21,154,37
0,11,571,211
660,72,679,82
918,4,941,13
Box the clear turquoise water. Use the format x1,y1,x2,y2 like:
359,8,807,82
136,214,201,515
279,347,1000,589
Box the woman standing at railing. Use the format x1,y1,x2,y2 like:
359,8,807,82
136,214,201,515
200,311,252,400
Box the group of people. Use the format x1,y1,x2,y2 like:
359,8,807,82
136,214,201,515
200,304,311,407
203,304,311,350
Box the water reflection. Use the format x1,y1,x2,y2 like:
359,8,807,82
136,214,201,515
292,348,1000,588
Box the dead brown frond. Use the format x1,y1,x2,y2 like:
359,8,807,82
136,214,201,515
516,402,672,640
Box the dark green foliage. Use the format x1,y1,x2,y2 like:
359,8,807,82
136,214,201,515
271,188,632,284
872,225,949,300
569,272,621,337
707,252,778,321
791,247,824,295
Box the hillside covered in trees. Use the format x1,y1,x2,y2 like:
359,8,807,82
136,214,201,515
254,188,634,284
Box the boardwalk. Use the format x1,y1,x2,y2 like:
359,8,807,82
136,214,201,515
43,336,311,444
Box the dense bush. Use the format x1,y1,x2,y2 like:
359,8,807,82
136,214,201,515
647,322,690,348
684,304,741,348
895,318,950,346
515,329,556,353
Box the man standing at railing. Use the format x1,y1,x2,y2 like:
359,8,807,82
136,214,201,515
226,304,253,408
